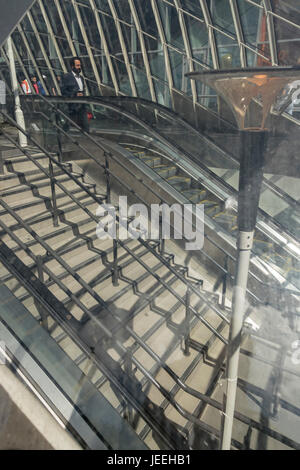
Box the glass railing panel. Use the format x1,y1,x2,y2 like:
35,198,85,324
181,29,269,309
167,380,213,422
0,283,147,450
21,95,299,285
3,95,300,451
101,97,299,240
21,95,299,243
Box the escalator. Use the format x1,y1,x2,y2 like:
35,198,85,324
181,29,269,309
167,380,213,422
21,92,300,342
26,94,299,296
0,96,299,450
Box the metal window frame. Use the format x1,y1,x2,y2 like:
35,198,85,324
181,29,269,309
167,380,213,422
54,0,78,58
26,11,58,94
10,36,34,93
150,0,174,107
17,21,49,95
128,0,157,102
53,0,91,96
173,0,197,102
229,0,247,67
107,0,137,97
262,0,278,65
89,0,120,95
71,0,102,92
198,0,220,69
37,0,68,74
0,46,17,93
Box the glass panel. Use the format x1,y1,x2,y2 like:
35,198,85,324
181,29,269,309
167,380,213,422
146,38,166,82
244,4,271,67
43,0,65,36
78,4,102,52
184,13,211,66
132,66,151,100
111,57,132,95
30,1,48,34
21,14,34,33
209,0,236,36
101,13,122,55
237,0,261,45
181,0,205,18
0,284,145,450
168,47,184,91
1,0,299,452
157,0,185,49
94,0,111,14
134,0,159,38
154,78,171,106
119,20,132,53
99,54,114,88
114,0,132,23
272,8,300,66
215,32,241,68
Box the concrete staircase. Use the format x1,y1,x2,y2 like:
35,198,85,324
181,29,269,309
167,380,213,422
0,144,232,449
0,135,299,451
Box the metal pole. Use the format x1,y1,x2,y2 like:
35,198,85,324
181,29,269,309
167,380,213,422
35,255,49,330
49,159,59,227
221,231,253,449
105,153,111,204
0,149,3,174
55,111,63,163
6,37,27,148
222,255,229,308
221,129,267,449
112,239,119,286
184,286,191,356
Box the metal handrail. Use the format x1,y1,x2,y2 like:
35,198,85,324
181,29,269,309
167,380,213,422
96,95,300,210
22,95,299,298
1,116,299,450
26,94,299,256
0,111,232,380
24,94,300,214
0,112,231,336
1,240,299,450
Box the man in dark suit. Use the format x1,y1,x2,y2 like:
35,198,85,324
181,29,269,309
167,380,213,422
61,57,89,132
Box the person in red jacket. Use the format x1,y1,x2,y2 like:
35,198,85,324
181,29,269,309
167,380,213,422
31,76,40,94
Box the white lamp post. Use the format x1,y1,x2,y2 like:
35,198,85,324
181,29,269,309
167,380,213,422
6,36,27,148
186,66,300,449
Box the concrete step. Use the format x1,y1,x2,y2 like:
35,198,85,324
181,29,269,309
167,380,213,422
0,167,65,190
0,191,95,230
182,189,211,204
154,165,177,178
0,184,88,216
140,156,162,168
3,154,57,173
167,175,191,191
0,174,76,206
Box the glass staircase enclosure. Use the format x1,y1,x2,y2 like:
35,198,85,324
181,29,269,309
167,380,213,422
0,97,299,450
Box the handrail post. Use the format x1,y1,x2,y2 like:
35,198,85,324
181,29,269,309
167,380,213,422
123,352,134,424
49,159,59,227
105,152,111,204
55,110,63,163
159,214,165,254
35,255,49,329
184,286,191,356
6,37,27,148
112,239,119,286
0,148,3,175
222,255,229,308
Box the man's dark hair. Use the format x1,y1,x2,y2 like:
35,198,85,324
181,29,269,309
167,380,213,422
70,57,81,68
